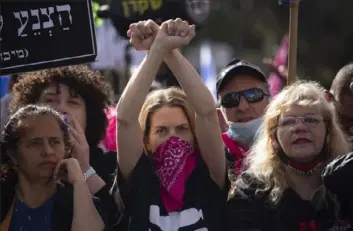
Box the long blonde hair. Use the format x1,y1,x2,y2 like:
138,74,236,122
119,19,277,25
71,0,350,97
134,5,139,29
230,81,350,204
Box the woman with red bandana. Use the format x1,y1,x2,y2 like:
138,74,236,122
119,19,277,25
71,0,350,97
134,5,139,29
114,18,227,231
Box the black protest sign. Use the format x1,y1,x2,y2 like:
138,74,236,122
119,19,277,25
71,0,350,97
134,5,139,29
111,0,210,24
0,1,97,75
108,0,211,39
110,0,166,22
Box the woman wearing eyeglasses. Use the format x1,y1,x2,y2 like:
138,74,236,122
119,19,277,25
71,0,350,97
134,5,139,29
225,81,352,231
216,60,270,176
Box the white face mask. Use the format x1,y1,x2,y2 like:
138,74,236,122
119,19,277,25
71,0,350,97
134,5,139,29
227,116,264,147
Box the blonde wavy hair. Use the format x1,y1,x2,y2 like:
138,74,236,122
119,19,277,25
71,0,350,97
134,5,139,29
230,81,350,204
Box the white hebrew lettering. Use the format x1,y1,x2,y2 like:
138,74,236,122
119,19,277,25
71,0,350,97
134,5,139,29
0,15,3,41
30,9,41,30
13,11,29,37
149,205,207,231
12,5,73,37
24,49,29,58
0,49,29,62
3,52,10,61
40,7,54,29
16,50,25,58
56,4,72,31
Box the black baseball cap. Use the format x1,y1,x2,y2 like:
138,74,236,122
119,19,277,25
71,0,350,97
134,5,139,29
216,59,267,95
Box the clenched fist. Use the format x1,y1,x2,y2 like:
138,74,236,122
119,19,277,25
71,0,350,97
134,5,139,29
127,19,159,51
154,18,196,51
127,18,196,53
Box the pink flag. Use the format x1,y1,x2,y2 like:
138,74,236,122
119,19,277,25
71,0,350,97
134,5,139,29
268,35,289,97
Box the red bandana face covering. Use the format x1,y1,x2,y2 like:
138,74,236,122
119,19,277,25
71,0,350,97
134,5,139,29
152,136,198,212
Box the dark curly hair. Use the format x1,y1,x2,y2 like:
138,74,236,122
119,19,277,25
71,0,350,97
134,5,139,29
10,65,111,147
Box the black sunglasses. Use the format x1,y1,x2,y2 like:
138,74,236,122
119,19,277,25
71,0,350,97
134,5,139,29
220,88,268,108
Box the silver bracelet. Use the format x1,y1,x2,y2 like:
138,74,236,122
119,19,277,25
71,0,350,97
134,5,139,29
83,167,96,181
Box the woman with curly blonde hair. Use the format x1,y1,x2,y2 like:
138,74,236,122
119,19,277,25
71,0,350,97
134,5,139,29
225,81,352,231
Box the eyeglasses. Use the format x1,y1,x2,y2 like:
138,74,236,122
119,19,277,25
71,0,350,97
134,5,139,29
278,114,324,128
220,88,268,108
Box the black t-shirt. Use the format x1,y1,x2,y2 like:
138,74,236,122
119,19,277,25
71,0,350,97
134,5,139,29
90,147,120,229
90,147,117,188
225,174,352,231
118,153,228,231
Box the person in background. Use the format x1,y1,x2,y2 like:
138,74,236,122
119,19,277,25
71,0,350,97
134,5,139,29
115,18,227,230
1,74,20,132
225,81,351,231
9,66,120,228
216,60,270,175
0,105,105,231
100,80,163,153
330,63,353,139
263,34,289,97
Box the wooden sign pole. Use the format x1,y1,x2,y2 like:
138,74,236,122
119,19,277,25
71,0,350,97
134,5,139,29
287,0,300,85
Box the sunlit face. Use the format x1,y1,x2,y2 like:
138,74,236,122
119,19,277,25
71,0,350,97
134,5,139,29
219,75,269,123
38,84,87,131
11,115,66,181
276,105,327,162
146,106,194,153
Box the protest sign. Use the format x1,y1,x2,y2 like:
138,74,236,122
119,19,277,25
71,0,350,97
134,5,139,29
107,0,211,39
0,1,97,75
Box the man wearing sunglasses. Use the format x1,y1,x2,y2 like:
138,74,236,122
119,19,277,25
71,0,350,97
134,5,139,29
216,59,270,174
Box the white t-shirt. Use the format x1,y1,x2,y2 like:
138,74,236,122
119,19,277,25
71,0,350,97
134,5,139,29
91,19,147,70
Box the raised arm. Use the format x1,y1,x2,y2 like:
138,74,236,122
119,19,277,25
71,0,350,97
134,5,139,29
117,20,165,179
162,19,226,187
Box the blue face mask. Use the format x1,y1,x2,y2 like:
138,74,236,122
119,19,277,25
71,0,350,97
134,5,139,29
227,116,264,147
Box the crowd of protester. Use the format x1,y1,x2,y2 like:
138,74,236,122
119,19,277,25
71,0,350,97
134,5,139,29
1,18,353,231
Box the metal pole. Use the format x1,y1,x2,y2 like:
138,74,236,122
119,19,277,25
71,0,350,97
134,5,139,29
287,0,299,85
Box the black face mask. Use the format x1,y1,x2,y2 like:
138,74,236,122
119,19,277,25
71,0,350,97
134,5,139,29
277,141,329,176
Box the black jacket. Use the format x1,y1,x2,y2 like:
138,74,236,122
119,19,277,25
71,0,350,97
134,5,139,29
90,147,120,228
225,174,352,231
